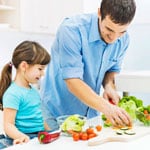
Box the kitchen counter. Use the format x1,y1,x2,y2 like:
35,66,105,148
115,70,150,93
4,133,150,150
4,116,150,150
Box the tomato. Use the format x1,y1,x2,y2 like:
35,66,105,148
144,110,148,114
72,133,80,141
146,114,150,120
86,127,94,134
81,132,88,140
96,125,102,132
88,133,97,139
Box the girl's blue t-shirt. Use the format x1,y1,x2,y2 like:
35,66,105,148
3,82,44,133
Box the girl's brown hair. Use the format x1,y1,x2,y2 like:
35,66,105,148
0,40,50,110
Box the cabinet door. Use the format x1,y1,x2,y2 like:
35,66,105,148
20,0,83,34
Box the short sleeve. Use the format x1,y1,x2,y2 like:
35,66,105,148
3,92,20,110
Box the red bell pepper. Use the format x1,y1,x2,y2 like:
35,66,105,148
109,99,115,105
38,131,60,144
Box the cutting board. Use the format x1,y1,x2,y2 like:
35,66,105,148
88,125,150,146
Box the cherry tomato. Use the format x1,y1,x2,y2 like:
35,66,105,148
88,133,97,139
96,125,102,131
144,110,148,114
146,114,150,120
86,127,94,134
72,133,80,141
81,132,88,140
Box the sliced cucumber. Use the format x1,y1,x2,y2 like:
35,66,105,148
124,129,136,135
120,127,130,130
116,129,124,135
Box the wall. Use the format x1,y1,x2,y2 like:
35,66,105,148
0,31,54,72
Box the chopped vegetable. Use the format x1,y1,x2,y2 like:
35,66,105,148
115,129,136,135
116,130,124,135
124,129,136,135
120,127,130,130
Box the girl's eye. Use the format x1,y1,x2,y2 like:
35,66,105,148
39,68,42,71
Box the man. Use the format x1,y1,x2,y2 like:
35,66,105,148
40,0,136,129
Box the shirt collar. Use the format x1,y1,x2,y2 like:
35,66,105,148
88,13,120,45
89,13,101,43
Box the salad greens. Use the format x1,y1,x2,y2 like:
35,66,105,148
101,96,150,127
118,96,143,121
136,105,150,126
60,114,85,132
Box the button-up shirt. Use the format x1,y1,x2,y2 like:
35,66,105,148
40,13,129,118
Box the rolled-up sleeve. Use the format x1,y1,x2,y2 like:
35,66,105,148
58,25,84,79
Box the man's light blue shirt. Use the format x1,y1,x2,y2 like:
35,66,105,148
40,13,129,118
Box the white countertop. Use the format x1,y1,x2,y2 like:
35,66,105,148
4,134,150,150
4,116,150,150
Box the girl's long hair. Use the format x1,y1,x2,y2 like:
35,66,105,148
0,40,50,110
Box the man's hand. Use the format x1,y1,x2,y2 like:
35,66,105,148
103,84,120,105
102,72,120,105
102,100,132,127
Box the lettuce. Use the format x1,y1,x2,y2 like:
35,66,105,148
60,114,85,132
118,96,143,121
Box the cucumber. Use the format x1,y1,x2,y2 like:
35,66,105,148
116,129,124,135
124,129,136,135
120,127,130,130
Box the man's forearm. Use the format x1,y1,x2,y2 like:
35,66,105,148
102,72,117,90
65,78,106,113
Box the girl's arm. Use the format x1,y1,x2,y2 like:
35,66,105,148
3,108,29,144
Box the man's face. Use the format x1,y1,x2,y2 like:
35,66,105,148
98,12,129,44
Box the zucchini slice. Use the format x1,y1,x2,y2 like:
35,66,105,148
116,129,124,135
120,127,130,130
124,129,136,135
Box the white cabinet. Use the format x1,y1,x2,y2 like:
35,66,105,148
0,0,99,34
20,0,83,34
0,0,20,30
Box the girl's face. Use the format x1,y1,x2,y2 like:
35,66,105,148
24,64,46,84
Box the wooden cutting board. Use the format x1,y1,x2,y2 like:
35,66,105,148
88,125,150,146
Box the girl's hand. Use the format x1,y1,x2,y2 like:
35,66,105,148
13,135,30,145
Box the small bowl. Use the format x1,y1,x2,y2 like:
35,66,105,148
56,114,86,126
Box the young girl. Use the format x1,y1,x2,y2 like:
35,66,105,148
0,40,51,148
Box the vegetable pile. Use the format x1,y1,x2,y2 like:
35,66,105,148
136,105,150,126
102,96,150,127
71,125,102,141
58,114,102,141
